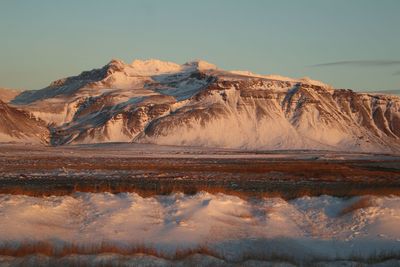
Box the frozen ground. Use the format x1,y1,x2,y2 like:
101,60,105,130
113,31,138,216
0,192,400,266
1,142,400,159
1,143,399,198
0,144,399,266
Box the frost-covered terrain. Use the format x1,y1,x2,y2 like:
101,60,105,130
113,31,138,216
0,144,399,266
0,192,400,266
1,58,400,152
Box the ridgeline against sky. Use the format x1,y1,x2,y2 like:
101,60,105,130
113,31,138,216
0,0,399,91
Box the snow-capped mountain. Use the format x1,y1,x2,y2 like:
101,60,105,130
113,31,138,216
2,59,400,152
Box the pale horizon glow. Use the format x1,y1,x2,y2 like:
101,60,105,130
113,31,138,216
1,0,399,91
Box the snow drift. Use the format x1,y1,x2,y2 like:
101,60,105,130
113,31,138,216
0,192,400,265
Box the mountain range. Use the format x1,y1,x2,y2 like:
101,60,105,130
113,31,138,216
1,59,399,153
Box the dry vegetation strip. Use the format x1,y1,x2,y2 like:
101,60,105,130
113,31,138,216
1,156,399,179
1,177,400,199
0,151,399,198
0,241,399,265
0,241,220,261
338,196,375,216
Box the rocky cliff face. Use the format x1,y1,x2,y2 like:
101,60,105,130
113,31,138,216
139,78,400,152
2,59,399,152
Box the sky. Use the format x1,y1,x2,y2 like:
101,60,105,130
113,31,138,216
0,0,399,91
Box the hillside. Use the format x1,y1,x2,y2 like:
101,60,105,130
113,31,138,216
2,59,399,152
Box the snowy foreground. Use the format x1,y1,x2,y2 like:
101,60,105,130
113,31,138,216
0,192,400,266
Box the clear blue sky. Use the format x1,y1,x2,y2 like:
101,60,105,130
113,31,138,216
1,0,399,91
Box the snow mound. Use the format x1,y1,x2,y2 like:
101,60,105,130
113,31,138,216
0,192,400,264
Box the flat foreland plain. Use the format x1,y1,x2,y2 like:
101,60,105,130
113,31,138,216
1,143,399,198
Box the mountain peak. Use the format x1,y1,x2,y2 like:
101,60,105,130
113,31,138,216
105,58,218,76
183,60,217,71
105,58,127,75
108,58,126,67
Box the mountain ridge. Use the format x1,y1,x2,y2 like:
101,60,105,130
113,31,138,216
0,88,22,103
1,59,399,153
0,100,49,143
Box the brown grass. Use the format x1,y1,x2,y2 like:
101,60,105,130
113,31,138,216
1,155,399,181
1,152,399,199
338,196,374,216
1,181,400,200
1,240,400,266
0,241,221,261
